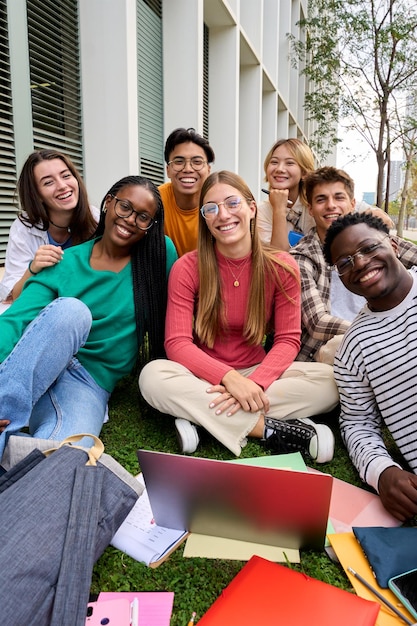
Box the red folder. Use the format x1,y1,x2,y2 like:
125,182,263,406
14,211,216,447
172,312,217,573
198,555,380,625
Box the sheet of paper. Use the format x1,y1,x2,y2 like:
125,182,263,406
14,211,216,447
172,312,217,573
308,469,401,533
231,452,307,471
329,533,415,626
98,592,174,626
184,533,300,562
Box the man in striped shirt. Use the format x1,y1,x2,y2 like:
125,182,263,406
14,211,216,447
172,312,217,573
323,211,417,521
290,166,416,364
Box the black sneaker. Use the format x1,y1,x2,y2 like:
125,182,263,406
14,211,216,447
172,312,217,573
262,417,334,463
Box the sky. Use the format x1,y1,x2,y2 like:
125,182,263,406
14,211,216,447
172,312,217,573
336,126,404,202
336,132,378,201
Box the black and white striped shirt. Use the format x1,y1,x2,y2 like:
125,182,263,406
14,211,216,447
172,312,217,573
334,267,417,492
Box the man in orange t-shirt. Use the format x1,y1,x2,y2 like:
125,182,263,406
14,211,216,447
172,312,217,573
159,128,215,256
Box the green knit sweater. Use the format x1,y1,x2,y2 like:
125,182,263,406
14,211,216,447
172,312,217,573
0,237,177,391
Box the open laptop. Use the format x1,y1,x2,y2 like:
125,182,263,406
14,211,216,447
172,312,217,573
137,450,333,550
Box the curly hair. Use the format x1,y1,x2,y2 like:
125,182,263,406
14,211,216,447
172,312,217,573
323,212,389,265
95,175,167,362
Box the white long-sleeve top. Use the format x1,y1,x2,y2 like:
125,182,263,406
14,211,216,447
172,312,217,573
0,206,99,301
334,267,417,492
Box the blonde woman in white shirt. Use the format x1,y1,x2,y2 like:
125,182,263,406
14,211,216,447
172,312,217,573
258,138,315,251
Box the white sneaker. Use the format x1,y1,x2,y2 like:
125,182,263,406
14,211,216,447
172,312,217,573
175,418,199,454
263,417,335,463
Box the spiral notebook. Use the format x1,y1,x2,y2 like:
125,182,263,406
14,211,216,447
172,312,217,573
110,474,188,567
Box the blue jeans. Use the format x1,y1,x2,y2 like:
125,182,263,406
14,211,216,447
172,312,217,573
0,297,110,459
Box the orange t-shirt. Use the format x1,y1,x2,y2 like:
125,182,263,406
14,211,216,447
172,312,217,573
158,182,199,256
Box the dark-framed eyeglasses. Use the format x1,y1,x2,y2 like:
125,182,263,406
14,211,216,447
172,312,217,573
167,156,207,171
111,195,157,231
332,235,390,276
200,195,245,219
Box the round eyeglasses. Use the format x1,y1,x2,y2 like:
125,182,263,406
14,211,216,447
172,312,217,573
111,195,156,231
167,156,207,172
200,195,244,220
332,236,389,276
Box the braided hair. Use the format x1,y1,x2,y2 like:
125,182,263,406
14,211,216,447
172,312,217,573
95,175,167,363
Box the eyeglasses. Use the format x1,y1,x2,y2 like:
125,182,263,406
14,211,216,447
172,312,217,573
332,236,389,276
200,195,244,219
111,195,156,231
167,156,207,171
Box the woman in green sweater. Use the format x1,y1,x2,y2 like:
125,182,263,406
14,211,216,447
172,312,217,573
0,175,177,458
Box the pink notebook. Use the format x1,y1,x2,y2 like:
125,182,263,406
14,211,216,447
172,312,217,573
97,591,173,626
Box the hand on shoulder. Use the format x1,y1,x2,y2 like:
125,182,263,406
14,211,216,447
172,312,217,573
30,244,64,274
363,206,394,229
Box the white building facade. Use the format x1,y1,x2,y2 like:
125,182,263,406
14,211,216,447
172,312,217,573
0,0,314,262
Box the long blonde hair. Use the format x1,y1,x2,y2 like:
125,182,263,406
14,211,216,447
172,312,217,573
196,171,299,348
263,138,315,207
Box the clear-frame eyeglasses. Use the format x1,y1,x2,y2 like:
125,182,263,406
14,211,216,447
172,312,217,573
167,156,207,171
111,195,156,231
200,195,245,220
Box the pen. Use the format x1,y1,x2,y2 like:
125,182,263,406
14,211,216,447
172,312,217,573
131,597,139,626
347,567,416,625
261,188,293,205
187,611,196,626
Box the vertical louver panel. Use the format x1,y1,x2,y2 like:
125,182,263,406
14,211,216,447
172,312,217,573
137,0,164,186
203,23,209,139
26,0,83,173
0,2,17,263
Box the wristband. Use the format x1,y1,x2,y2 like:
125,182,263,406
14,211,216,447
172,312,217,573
28,260,39,275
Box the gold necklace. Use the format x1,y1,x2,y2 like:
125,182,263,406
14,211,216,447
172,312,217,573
224,256,251,287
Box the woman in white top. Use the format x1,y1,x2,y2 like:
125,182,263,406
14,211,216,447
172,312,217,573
257,138,316,251
0,149,98,308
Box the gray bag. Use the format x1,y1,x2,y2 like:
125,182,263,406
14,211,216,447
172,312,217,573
0,434,143,626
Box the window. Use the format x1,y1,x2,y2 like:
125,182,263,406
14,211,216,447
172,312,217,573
137,0,164,185
27,0,84,171
0,2,17,263
203,23,209,139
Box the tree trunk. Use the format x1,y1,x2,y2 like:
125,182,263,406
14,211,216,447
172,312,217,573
397,155,412,238
376,152,386,208
384,153,391,214
375,93,390,208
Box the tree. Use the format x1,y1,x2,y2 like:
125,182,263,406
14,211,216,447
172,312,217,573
290,0,417,209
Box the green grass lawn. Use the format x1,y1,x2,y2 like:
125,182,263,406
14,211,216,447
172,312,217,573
90,234,417,624
90,375,374,625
